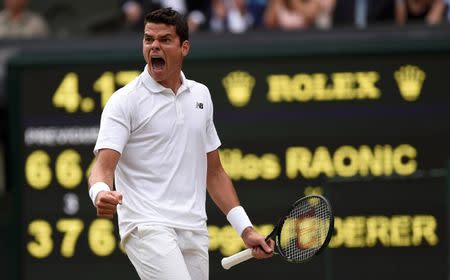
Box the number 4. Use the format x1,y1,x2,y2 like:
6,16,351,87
52,73,81,113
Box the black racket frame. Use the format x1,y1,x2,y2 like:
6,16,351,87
265,195,334,263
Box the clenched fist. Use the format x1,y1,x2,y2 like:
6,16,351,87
95,191,123,219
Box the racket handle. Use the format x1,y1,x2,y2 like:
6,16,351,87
221,248,253,270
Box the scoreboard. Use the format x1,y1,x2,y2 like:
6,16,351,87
6,33,450,280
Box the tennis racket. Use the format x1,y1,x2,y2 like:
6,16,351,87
221,194,334,270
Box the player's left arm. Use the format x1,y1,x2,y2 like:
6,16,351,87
206,149,239,214
206,149,273,257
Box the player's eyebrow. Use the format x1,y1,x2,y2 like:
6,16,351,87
144,33,173,39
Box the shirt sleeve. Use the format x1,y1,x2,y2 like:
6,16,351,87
205,88,221,153
94,92,131,155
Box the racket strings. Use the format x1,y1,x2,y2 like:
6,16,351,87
279,196,331,262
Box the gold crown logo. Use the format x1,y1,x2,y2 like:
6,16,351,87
222,71,255,107
394,65,425,102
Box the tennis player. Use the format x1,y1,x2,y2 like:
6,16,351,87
88,7,274,280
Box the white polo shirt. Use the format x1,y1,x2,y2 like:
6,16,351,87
94,66,221,241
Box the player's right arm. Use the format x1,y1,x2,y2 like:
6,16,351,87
88,148,122,218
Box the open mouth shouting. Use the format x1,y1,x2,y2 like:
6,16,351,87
151,56,166,74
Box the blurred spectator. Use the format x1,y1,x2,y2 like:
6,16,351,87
0,0,49,38
248,0,268,27
263,0,335,31
182,0,210,32
333,0,395,28
209,0,257,33
120,0,156,31
395,0,447,25
119,0,209,32
447,0,450,21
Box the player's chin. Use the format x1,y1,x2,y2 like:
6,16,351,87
149,68,165,81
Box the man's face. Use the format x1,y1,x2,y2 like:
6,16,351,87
142,22,189,86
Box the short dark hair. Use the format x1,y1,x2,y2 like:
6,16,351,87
144,7,189,44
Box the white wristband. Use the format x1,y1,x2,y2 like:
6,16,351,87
226,206,253,236
89,182,110,206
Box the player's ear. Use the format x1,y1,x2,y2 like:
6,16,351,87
181,40,190,57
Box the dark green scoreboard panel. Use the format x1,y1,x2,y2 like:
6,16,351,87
7,44,450,280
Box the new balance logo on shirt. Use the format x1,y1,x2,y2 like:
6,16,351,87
196,102,203,109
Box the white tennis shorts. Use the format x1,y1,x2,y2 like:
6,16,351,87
123,224,209,280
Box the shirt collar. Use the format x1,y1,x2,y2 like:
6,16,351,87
141,65,189,94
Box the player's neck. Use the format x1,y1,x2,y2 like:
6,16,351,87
159,75,182,94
